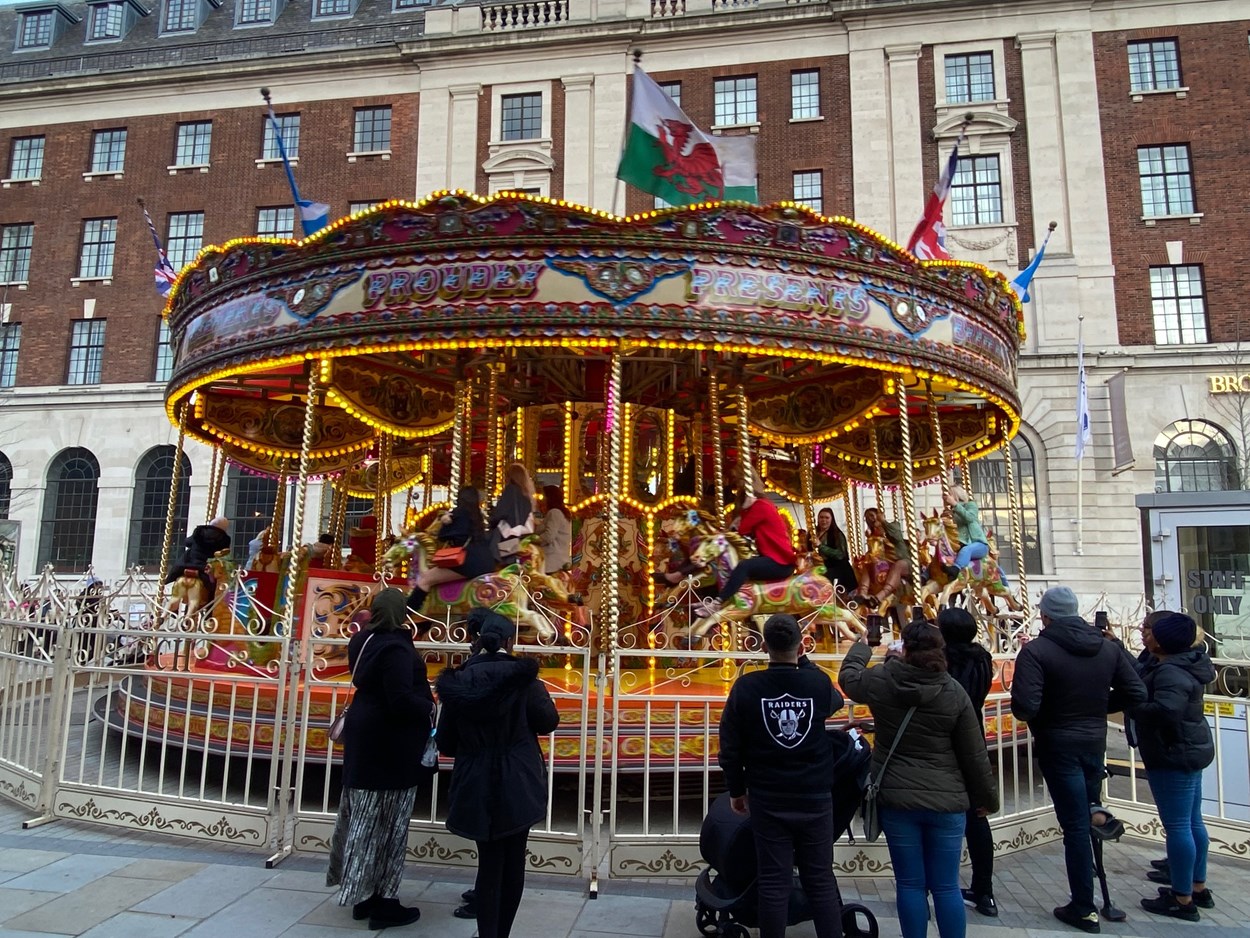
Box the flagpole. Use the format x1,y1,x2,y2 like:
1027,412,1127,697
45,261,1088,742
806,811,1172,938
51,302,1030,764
613,50,641,217
1076,313,1085,557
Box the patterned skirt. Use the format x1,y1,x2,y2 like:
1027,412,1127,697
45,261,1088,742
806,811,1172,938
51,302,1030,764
326,786,417,906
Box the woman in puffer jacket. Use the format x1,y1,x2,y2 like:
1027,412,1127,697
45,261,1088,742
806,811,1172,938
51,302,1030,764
1132,612,1216,921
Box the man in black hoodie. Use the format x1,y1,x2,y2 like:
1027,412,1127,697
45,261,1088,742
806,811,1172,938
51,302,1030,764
1011,586,1146,934
719,614,844,938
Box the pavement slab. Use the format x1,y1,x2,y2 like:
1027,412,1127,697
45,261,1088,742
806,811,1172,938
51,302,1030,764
3,875,167,935
77,912,201,938
2,856,133,895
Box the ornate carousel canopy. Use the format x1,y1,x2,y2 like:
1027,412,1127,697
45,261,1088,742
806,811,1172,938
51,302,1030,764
162,192,1023,484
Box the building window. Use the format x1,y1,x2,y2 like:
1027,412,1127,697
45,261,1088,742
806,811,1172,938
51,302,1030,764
0,324,20,389
315,0,352,15
394,0,427,7
174,121,212,166
78,218,117,279
968,436,1042,576
164,0,199,30
38,448,101,571
322,493,372,531
950,155,1003,226
8,136,44,180
18,11,54,49
944,52,995,103
792,171,823,214
237,0,273,24
89,2,126,40
154,320,175,382
67,320,106,385
262,113,300,159
500,93,542,141
1128,38,1181,92
1154,419,1239,493
659,81,681,107
1137,144,1194,217
0,452,11,519
348,200,383,214
90,129,127,173
257,207,295,239
1,224,33,283
1150,265,1207,345
166,212,204,269
714,76,757,126
353,106,392,152
226,465,278,563
790,70,820,119
128,447,191,569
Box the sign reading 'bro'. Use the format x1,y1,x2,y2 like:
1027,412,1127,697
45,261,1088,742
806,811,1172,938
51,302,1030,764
1208,375,1250,394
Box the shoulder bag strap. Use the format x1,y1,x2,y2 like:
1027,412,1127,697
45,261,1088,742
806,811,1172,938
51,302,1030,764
348,632,375,693
871,705,918,788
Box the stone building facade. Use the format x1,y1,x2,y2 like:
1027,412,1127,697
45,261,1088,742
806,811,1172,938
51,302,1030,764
0,0,1247,619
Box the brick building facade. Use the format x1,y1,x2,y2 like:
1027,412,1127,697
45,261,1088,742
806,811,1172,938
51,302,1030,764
0,0,1247,620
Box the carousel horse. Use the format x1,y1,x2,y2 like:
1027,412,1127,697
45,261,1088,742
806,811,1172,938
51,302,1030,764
653,510,723,607
917,512,1022,617
686,531,864,644
852,535,909,617
401,531,561,643
165,569,212,617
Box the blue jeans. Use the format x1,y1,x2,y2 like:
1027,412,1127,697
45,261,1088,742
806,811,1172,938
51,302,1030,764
954,541,988,569
880,807,966,938
1037,745,1105,915
1147,768,1209,896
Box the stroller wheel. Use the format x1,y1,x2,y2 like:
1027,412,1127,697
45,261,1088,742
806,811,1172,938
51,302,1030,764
695,903,717,937
842,902,880,938
722,924,751,938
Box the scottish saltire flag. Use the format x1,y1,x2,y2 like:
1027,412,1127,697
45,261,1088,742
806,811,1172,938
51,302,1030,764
264,99,328,237
907,142,960,260
1011,224,1055,303
618,68,758,206
140,201,178,298
1076,336,1092,461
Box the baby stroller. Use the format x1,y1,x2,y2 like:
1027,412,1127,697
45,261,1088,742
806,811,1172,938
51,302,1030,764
695,728,879,938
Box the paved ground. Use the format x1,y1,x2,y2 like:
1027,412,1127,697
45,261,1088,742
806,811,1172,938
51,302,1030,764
1,799,1249,938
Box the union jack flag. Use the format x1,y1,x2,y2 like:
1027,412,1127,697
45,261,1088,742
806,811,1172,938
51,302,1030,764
140,201,178,298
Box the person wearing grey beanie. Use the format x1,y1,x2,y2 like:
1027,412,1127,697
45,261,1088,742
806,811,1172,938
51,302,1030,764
1132,611,1216,920
1011,587,1146,933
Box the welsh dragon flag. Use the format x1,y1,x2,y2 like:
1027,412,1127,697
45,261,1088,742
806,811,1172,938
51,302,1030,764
617,68,758,206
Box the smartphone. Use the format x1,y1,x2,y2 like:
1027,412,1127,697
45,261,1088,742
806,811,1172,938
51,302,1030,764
866,615,883,647
1094,610,1110,632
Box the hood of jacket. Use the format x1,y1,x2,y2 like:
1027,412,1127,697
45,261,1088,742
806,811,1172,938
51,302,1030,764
1040,615,1104,656
369,588,409,632
882,658,949,706
1150,647,1217,686
436,653,540,716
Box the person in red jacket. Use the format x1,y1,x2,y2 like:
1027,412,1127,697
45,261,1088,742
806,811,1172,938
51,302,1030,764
694,468,797,618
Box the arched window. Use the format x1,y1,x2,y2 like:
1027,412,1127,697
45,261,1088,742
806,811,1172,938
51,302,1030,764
0,451,12,519
225,465,278,562
1154,419,1240,493
38,448,100,571
127,447,192,569
967,436,1042,576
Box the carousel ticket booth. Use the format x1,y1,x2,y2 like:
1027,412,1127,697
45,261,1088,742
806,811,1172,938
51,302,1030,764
1138,490,1250,821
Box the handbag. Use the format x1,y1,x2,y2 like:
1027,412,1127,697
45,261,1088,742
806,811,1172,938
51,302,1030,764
328,633,374,743
861,705,917,842
419,702,440,777
431,545,467,569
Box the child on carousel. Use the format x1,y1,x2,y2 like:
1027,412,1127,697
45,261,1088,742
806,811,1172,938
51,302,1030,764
692,467,796,618
941,484,989,580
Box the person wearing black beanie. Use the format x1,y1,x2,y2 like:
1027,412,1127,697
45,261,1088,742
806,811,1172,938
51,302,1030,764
938,608,998,917
435,609,558,938
1133,611,1217,921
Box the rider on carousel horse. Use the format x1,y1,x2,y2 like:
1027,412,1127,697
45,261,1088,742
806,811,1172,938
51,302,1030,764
940,483,990,580
164,516,231,597
852,506,910,607
692,467,795,619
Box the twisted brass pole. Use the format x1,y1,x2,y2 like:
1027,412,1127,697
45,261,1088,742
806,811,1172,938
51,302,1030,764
450,379,467,493
280,363,320,637
156,399,189,609
897,378,921,582
871,421,885,514
603,350,624,656
1002,438,1031,617
709,373,725,516
926,381,951,507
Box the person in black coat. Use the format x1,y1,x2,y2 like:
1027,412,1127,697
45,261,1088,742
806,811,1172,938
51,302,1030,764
436,608,559,938
814,507,857,597
408,486,494,614
489,463,536,566
163,517,231,592
1010,586,1146,933
1132,612,1217,921
938,608,998,917
326,588,433,930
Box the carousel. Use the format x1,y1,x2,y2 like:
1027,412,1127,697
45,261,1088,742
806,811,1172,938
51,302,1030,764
99,191,1032,771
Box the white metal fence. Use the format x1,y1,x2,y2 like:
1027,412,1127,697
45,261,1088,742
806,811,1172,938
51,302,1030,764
3,565,1249,880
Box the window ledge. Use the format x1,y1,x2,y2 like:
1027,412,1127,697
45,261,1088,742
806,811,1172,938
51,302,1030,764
938,97,1011,111
346,149,392,163
788,115,824,124
711,123,761,135
70,277,113,286
487,137,553,149
255,157,298,168
0,281,29,290
167,163,210,175
82,171,124,181
1143,213,1203,226
1131,86,1188,102
1,177,40,188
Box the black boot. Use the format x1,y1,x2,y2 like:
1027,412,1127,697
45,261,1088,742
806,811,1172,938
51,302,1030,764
368,897,421,930
406,587,427,614
352,895,378,921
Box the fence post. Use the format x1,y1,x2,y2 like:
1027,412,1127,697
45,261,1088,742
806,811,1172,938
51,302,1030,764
25,571,73,829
